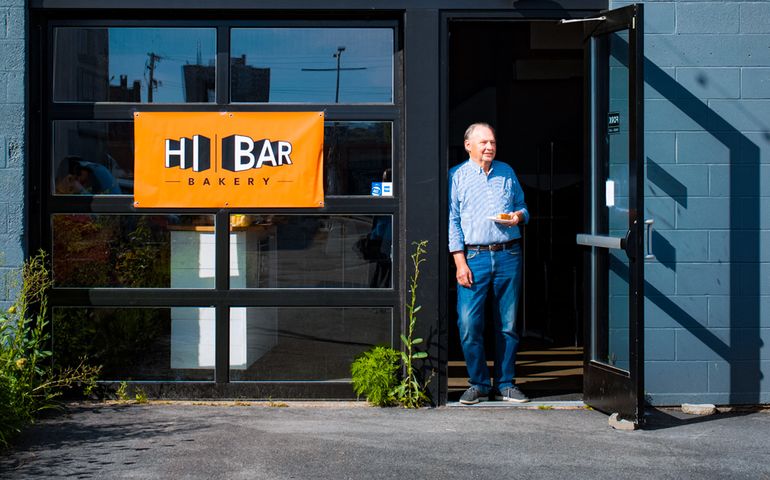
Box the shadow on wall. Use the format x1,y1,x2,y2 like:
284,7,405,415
641,52,764,404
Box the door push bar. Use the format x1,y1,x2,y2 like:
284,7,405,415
575,233,626,250
577,221,657,261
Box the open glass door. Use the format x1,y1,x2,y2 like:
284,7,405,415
577,4,645,425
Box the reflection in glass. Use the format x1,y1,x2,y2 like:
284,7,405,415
601,30,631,370
231,28,393,103
53,121,133,195
325,122,392,195
228,214,392,288
53,28,216,103
52,307,215,381
52,214,214,288
229,307,391,381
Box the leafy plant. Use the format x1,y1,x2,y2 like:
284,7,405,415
116,381,129,401
350,345,400,406
349,240,433,408
134,387,148,404
0,251,100,448
391,240,431,408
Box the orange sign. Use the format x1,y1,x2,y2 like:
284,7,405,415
133,111,324,208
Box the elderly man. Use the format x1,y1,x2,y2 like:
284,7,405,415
448,122,530,405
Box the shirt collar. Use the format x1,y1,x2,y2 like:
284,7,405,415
467,158,494,175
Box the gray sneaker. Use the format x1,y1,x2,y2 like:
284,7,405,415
494,386,530,403
459,386,488,405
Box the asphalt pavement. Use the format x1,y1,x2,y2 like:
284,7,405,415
1,401,769,479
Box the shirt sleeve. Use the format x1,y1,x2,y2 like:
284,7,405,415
448,167,465,252
512,171,529,224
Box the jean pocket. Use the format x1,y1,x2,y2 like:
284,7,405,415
505,245,521,256
466,250,479,260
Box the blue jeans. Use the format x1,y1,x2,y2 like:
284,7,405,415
456,243,522,394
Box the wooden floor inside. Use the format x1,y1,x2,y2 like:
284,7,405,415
448,345,583,402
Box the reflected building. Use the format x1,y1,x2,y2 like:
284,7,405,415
53,28,110,101
182,64,216,102
230,55,270,102
109,74,141,102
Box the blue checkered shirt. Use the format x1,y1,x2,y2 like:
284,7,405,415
448,159,529,253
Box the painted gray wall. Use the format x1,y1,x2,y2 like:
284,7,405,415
0,0,24,308
610,0,770,404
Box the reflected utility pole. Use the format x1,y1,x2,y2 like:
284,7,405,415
301,46,366,103
145,52,163,103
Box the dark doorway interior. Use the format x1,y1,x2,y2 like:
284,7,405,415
447,20,585,401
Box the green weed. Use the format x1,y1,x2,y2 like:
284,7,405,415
0,251,100,448
116,381,130,401
350,241,432,409
134,387,148,404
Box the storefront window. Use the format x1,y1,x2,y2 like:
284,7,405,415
230,28,393,103
53,121,133,195
53,307,215,381
229,307,391,381
51,120,391,197
325,122,392,196
52,214,215,288
43,19,400,391
229,214,392,288
53,28,216,103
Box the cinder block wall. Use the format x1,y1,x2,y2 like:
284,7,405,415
612,0,770,405
0,0,25,308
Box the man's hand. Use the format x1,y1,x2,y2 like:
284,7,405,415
452,251,473,288
497,211,522,227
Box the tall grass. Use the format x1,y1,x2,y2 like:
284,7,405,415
0,251,100,448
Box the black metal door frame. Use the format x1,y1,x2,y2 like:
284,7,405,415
438,6,607,405
579,4,645,424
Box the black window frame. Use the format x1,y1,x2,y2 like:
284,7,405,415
32,14,403,391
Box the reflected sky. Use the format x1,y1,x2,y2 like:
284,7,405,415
56,27,392,104
231,28,393,103
108,28,217,103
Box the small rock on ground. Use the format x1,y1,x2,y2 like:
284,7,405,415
681,403,717,416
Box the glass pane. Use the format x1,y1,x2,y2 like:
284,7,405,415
325,122,392,195
53,121,133,195
229,307,392,381
598,31,631,370
52,214,214,288
53,28,216,103
52,307,215,381
229,214,392,288
231,28,393,103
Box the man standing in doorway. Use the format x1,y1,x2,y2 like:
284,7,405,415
449,122,530,405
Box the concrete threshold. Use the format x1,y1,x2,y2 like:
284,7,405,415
446,400,587,409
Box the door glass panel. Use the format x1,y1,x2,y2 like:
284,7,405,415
325,121,392,196
52,214,214,288
53,121,133,195
602,30,631,370
52,307,215,381
229,307,392,381
230,28,393,103
228,214,392,288
53,28,216,103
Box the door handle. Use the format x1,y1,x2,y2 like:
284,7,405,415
644,218,655,261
